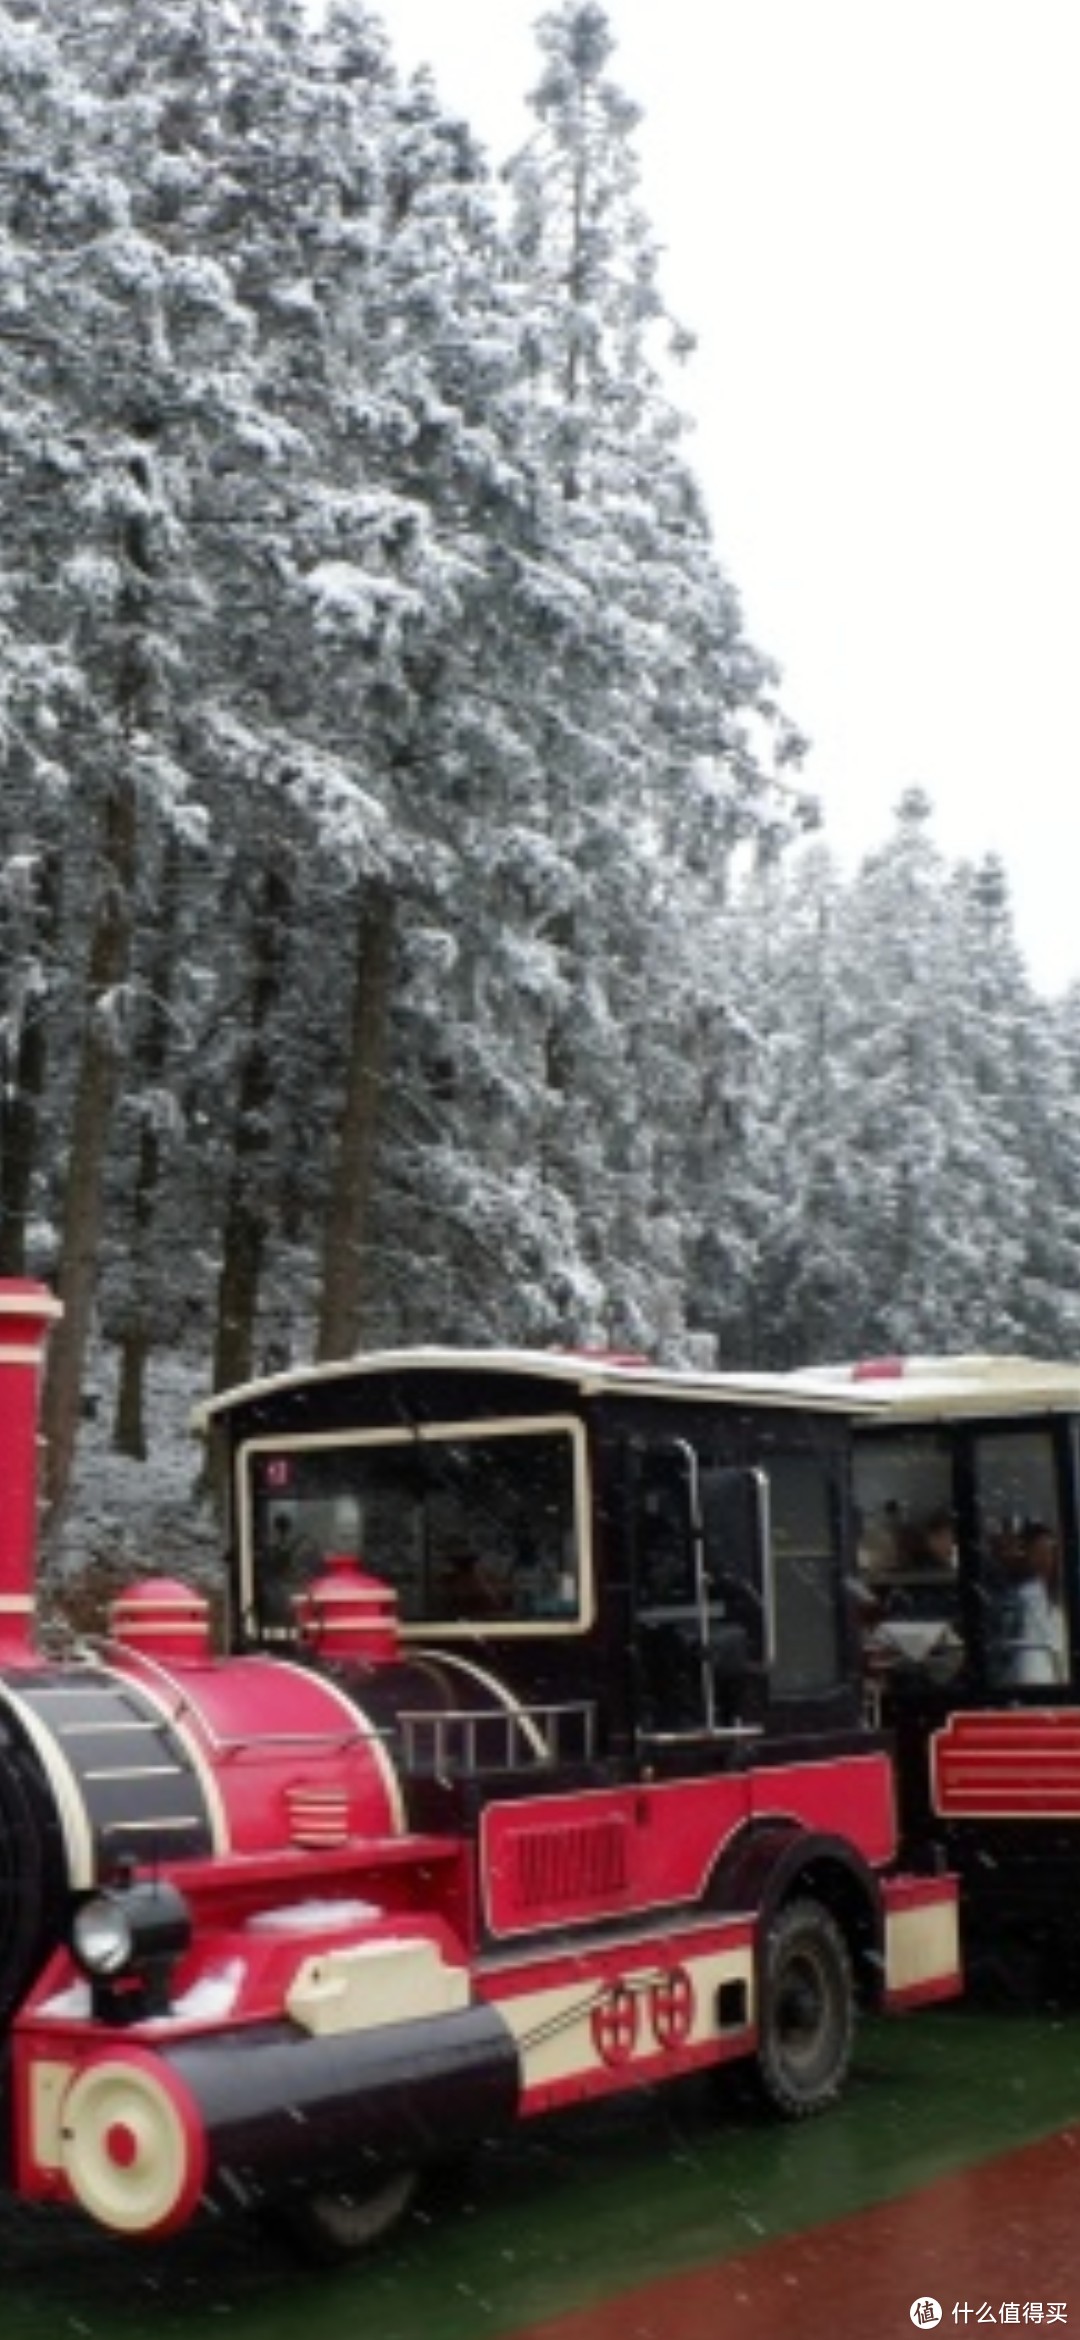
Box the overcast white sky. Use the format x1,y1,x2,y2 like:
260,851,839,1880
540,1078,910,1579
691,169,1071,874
380,1,1080,992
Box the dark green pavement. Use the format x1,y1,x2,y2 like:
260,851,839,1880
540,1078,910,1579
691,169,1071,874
5,2008,1080,2340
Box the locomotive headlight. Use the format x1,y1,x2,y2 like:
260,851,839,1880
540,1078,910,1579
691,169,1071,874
72,1896,136,1976
71,1882,192,2020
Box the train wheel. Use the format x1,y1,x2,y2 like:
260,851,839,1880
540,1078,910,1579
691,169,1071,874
279,2166,420,2264
754,1897,855,2117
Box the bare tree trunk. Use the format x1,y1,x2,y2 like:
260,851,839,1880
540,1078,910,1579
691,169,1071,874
112,830,182,1458
42,442,155,1512
42,773,137,1510
316,887,394,1360
211,862,291,1398
0,846,62,1276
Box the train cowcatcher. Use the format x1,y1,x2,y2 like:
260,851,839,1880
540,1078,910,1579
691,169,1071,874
0,1280,959,2257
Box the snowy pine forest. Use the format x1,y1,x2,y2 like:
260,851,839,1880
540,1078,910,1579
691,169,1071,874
3,0,1080,1566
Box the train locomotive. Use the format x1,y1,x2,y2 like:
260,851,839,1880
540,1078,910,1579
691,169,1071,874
0,1281,960,2255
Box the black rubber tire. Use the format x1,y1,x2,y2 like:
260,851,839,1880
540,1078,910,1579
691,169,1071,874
277,2166,420,2265
754,1896,856,2117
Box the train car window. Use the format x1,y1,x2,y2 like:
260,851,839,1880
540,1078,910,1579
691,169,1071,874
853,1433,954,1589
851,1431,964,1683
633,1449,769,1736
633,1446,711,1735
636,1456,696,1610
767,1454,843,1698
700,1464,770,1671
974,1429,1067,1690
243,1422,583,1633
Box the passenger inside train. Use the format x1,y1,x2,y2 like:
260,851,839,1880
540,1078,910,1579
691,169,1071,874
852,1421,1072,1694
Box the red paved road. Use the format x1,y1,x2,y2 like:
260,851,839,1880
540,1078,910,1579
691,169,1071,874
512,2127,1080,2340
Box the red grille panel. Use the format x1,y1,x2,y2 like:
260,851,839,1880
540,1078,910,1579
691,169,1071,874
511,1819,630,1913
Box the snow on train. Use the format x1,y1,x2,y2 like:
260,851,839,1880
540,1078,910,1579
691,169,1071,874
0,1281,959,2256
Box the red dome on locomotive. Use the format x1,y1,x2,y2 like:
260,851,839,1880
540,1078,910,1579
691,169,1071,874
109,1577,214,1665
293,1553,402,1665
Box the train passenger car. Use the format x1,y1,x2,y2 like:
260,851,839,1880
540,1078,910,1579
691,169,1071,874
806,1354,1080,1974
0,1286,959,2257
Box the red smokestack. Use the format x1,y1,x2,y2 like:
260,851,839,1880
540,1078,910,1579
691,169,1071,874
0,1280,62,1663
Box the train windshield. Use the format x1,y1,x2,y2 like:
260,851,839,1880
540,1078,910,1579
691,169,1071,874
241,1418,586,1634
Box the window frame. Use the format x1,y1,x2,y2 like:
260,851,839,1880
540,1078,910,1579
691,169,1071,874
236,1411,594,1639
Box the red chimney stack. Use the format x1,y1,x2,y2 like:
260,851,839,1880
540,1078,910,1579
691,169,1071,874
0,1280,62,1663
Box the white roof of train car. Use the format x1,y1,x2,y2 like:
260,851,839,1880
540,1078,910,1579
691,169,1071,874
790,1354,1080,1418
193,1346,882,1431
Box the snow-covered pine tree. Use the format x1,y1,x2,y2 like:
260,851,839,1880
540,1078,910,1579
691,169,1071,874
301,39,571,1356
0,9,92,1283
0,4,254,1503
502,1,806,1354
951,854,1080,1351
675,836,869,1368
29,0,410,1400
781,791,1027,1356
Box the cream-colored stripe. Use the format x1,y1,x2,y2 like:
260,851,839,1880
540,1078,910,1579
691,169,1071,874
0,1681,95,1887
415,1648,549,1758
495,1944,755,2091
83,1765,185,1782
29,2059,74,2172
58,1721,157,1736
101,1817,205,1835
885,1900,959,1994
0,1291,61,1321
111,1618,208,1634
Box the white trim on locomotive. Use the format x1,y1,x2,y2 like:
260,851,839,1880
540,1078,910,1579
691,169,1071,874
0,1678,98,1887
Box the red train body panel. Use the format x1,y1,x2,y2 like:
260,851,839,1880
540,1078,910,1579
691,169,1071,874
0,1284,960,2251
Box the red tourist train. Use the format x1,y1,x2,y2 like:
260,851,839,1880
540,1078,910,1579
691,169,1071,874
0,1283,959,2255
